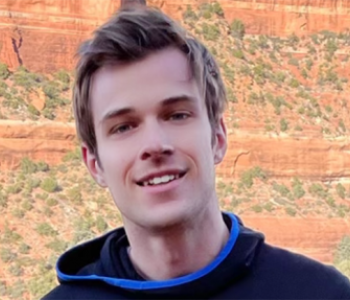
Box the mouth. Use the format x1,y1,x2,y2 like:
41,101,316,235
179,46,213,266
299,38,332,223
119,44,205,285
136,170,187,187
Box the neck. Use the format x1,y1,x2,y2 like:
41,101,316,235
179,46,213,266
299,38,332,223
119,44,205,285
124,204,229,280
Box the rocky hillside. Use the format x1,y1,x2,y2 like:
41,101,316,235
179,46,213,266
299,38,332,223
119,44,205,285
0,1,349,299
1,0,350,72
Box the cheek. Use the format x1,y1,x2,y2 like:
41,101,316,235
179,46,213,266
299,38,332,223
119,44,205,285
98,140,134,186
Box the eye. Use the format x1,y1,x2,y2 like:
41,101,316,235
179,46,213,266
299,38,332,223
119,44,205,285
168,112,190,121
110,123,135,134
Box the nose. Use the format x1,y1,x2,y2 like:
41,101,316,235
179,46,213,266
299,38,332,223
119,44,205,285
139,120,174,161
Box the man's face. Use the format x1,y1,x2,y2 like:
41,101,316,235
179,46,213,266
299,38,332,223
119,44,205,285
83,47,227,229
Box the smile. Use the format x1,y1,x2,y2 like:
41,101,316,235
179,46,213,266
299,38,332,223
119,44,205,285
136,171,187,187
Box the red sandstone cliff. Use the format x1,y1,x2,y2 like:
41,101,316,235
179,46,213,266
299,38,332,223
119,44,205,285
243,216,350,263
1,120,350,184
1,0,350,72
0,120,76,169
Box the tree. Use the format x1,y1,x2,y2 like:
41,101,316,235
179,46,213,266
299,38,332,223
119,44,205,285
230,19,245,40
0,62,10,79
40,177,59,193
20,157,37,174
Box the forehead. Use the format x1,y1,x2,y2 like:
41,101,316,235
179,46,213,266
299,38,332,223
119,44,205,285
90,47,199,121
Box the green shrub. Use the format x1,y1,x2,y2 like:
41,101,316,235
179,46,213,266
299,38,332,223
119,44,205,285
37,161,49,172
12,208,25,218
46,238,68,253
46,197,58,207
0,62,10,79
22,200,33,211
309,183,328,199
28,177,41,189
63,147,82,162
19,243,31,254
202,23,220,41
96,215,108,233
67,186,82,204
285,207,296,216
334,236,350,265
0,192,8,208
305,58,313,70
325,105,333,113
183,5,198,21
28,268,57,298
43,81,60,100
212,2,224,17
8,263,23,276
280,118,289,132
6,183,22,194
289,78,300,88
338,119,346,132
291,177,305,199
251,205,263,213
7,279,25,299
326,196,336,207
40,176,59,193
20,157,37,174
263,202,274,212
230,19,245,39
288,57,299,67
55,69,70,84
336,183,346,199
0,248,17,263
273,182,291,197
257,35,269,49
36,223,57,237
301,68,308,79
13,66,42,89
239,167,267,189
3,226,22,243
0,281,6,297
287,33,300,48
28,104,40,117
324,38,338,56
42,108,55,120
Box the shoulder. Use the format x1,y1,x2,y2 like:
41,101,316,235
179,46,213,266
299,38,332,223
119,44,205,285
41,281,127,300
41,284,74,300
257,243,350,298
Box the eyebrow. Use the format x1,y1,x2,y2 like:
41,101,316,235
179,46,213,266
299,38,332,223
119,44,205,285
99,95,196,126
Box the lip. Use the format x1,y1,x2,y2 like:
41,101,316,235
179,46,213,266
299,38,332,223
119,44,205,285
137,171,187,194
135,169,187,185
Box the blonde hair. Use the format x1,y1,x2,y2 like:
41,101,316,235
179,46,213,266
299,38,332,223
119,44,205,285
73,6,227,155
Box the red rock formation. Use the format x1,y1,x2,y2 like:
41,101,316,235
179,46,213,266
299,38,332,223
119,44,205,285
1,0,350,72
1,121,349,184
0,120,76,169
217,130,350,181
242,215,350,263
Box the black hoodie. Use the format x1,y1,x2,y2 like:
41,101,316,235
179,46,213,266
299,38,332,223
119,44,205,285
42,212,350,299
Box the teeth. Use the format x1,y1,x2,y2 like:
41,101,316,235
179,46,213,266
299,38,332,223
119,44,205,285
142,174,180,186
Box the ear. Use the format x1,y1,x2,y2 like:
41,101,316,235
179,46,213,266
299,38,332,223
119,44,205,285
81,143,107,188
213,117,227,165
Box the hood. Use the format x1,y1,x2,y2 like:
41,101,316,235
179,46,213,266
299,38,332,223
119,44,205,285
56,212,265,298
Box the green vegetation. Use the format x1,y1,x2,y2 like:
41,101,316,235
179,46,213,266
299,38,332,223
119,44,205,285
334,236,350,278
239,167,268,189
336,183,346,199
230,19,245,39
285,207,297,217
36,223,58,237
1,13,350,299
40,176,59,193
0,62,10,79
291,177,305,199
280,118,289,132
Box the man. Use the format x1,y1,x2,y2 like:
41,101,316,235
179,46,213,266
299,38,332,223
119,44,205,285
43,2,350,300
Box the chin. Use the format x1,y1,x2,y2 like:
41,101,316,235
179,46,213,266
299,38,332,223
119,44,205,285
140,203,193,231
